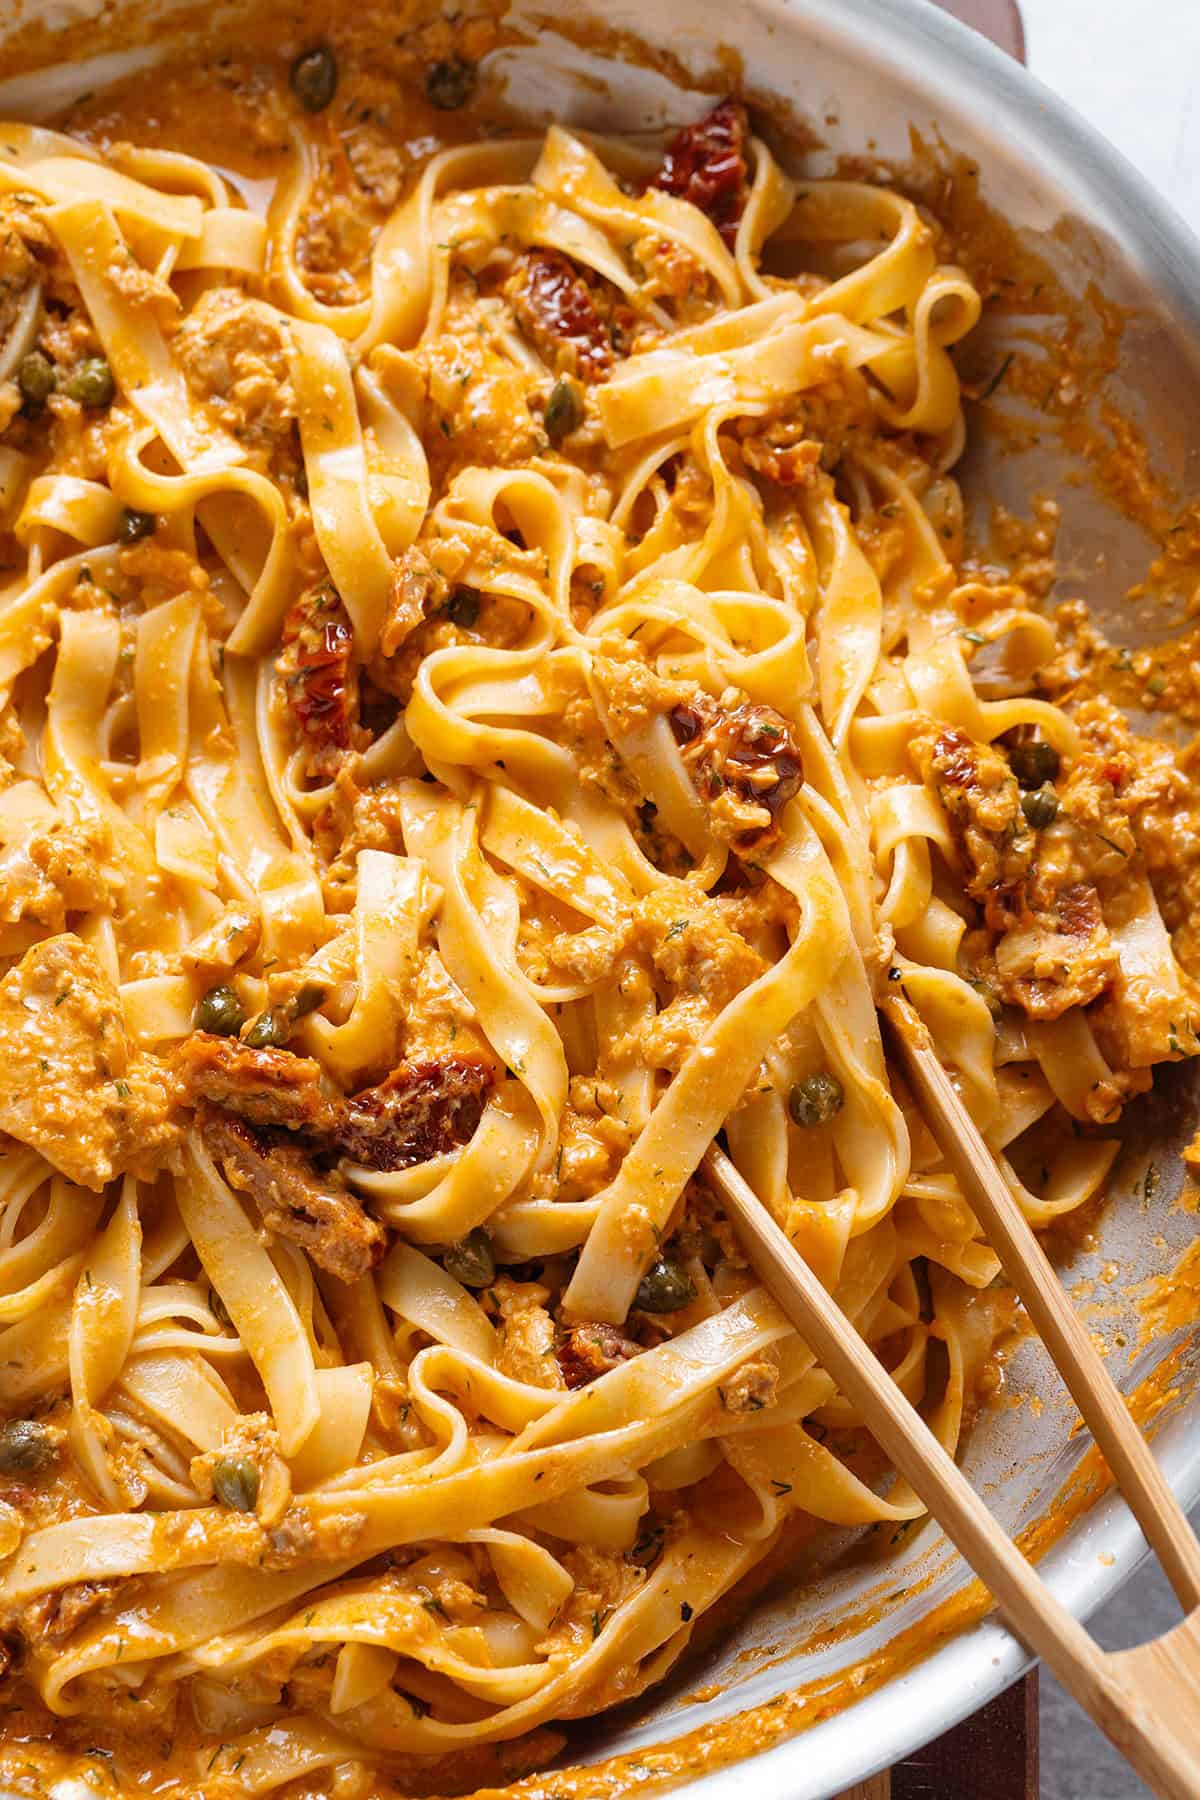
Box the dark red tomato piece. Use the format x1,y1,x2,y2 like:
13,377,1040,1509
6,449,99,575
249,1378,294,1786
506,249,614,382
651,98,750,250
277,584,358,764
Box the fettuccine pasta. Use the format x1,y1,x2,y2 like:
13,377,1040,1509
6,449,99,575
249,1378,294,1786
0,26,1196,1796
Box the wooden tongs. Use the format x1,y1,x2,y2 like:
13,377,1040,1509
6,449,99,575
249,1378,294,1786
702,990,1200,1800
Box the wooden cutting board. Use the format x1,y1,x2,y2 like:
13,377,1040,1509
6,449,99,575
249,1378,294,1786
835,1670,1039,1799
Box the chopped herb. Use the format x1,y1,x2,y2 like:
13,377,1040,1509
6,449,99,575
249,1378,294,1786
631,1524,665,1565
112,1078,130,1099
980,351,1015,400
960,629,987,646
680,1600,694,1622
771,1479,793,1496
664,919,690,940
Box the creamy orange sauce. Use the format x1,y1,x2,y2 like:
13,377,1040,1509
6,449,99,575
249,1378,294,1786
0,6,1197,1797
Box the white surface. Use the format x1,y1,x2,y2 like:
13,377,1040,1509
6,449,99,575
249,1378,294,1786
1023,0,1200,229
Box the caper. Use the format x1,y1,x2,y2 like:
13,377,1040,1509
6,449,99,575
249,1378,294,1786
0,1418,58,1477
788,1072,844,1129
193,984,245,1038
443,1227,496,1289
544,377,585,446
211,1454,260,1512
424,56,477,111
291,44,338,112
1021,785,1059,829
244,1008,287,1049
64,358,115,408
968,978,1003,1021
1008,737,1061,790
118,507,156,544
16,350,55,407
634,1257,695,1314
290,981,326,1019
445,586,480,628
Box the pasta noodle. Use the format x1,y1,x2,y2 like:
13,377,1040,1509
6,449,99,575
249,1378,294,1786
0,33,1195,1795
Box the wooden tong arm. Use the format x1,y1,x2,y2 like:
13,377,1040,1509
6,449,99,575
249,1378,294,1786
702,1142,1200,1800
881,990,1200,1613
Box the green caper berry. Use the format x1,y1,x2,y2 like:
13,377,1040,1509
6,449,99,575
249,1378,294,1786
544,377,585,446
211,1454,260,1512
0,1418,58,1477
64,358,115,408
290,44,338,112
1008,738,1060,790
443,1227,496,1289
193,984,245,1038
635,1257,695,1313
1021,785,1059,829
788,1072,844,1129
424,56,477,111
968,978,1004,1021
244,1009,286,1049
445,586,481,628
118,507,156,544
17,350,55,407
289,981,326,1019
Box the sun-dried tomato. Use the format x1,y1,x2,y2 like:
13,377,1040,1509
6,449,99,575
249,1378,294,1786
337,1056,495,1171
669,695,803,847
505,249,613,382
556,1322,641,1389
277,584,358,767
651,98,749,250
